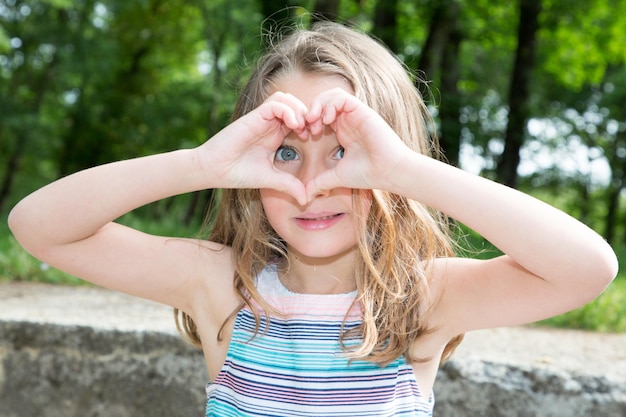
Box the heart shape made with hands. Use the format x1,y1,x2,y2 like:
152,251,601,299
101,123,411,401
224,87,399,206
271,121,345,206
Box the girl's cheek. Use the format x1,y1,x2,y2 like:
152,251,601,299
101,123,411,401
274,162,299,176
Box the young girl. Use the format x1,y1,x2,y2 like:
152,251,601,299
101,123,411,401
8,22,618,417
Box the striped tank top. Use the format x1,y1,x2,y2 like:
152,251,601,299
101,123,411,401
206,264,434,416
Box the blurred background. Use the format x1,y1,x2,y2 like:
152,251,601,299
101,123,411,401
0,0,624,331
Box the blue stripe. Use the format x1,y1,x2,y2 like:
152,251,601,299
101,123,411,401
206,267,433,416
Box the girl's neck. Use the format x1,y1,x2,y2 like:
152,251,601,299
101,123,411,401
278,248,358,295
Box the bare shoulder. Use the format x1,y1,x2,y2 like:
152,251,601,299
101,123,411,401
184,239,240,311
161,237,240,320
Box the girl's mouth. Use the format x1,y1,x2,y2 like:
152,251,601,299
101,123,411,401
293,213,345,231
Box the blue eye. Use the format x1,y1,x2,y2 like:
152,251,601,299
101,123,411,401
333,147,345,160
275,146,299,162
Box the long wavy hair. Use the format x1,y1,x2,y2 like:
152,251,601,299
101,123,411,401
176,21,463,366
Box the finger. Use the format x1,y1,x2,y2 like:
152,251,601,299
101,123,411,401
292,125,311,141
304,170,342,202
275,91,309,115
275,174,308,206
267,92,308,126
257,101,304,132
321,103,338,125
306,99,322,126
308,89,358,128
307,116,324,137
306,91,345,132
306,99,322,121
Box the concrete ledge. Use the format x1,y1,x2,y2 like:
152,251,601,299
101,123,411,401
1,282,625,416
435,358,626,417
0,321,207,417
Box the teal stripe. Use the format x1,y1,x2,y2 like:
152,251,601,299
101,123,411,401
206,266,433,417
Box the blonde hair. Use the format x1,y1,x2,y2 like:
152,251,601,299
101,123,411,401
176,21,463,366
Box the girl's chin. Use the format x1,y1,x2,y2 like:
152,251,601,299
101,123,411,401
285,244,359,263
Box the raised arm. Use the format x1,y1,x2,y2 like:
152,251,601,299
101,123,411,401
8,149,216,309
8,92,310,311
392,152,618,333
305,88,618,335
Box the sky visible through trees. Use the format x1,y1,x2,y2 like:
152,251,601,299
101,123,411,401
1,0,625,243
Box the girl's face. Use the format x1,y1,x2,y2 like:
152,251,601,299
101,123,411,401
260,72,366,263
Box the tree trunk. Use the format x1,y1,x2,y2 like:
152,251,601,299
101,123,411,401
258,0,294,28
312,0,340,22
603,185,622,244
416,0,463,164
437,1,462,166
372,0,398,52
604,134,626,244
417,1,454,83
496,0,542,188
0,139,26,213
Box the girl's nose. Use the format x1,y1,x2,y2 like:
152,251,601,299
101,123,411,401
310,186,330,199
297,157,323,183
297,158,331,197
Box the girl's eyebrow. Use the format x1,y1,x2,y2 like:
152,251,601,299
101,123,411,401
281,134,301,144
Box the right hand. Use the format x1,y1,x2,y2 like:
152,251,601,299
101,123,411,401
196,92,310,204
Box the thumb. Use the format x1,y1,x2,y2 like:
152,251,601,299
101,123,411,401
304,170,342,202
272,173,307,206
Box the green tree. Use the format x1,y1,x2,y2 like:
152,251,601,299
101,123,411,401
3,0,625,241
415,0,463,165
0,0,83,212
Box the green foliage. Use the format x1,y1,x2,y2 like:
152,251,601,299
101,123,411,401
0,25,9,52
1,0,625,334
539,0,626,89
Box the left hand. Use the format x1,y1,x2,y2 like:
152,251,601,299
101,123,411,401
304,88,412,199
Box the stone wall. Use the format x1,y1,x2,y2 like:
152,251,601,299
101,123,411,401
0,321,207,417
434,358,626,417
1,319,624,417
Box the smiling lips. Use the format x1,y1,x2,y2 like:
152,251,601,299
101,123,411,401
293,212,346,231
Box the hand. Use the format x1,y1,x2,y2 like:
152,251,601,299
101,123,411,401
197,92,310,205
304,88,411,200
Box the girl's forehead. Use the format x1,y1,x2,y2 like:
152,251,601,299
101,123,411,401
284,123,339,146
270,72,353,104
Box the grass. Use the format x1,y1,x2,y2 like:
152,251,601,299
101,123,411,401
1,217,625,333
